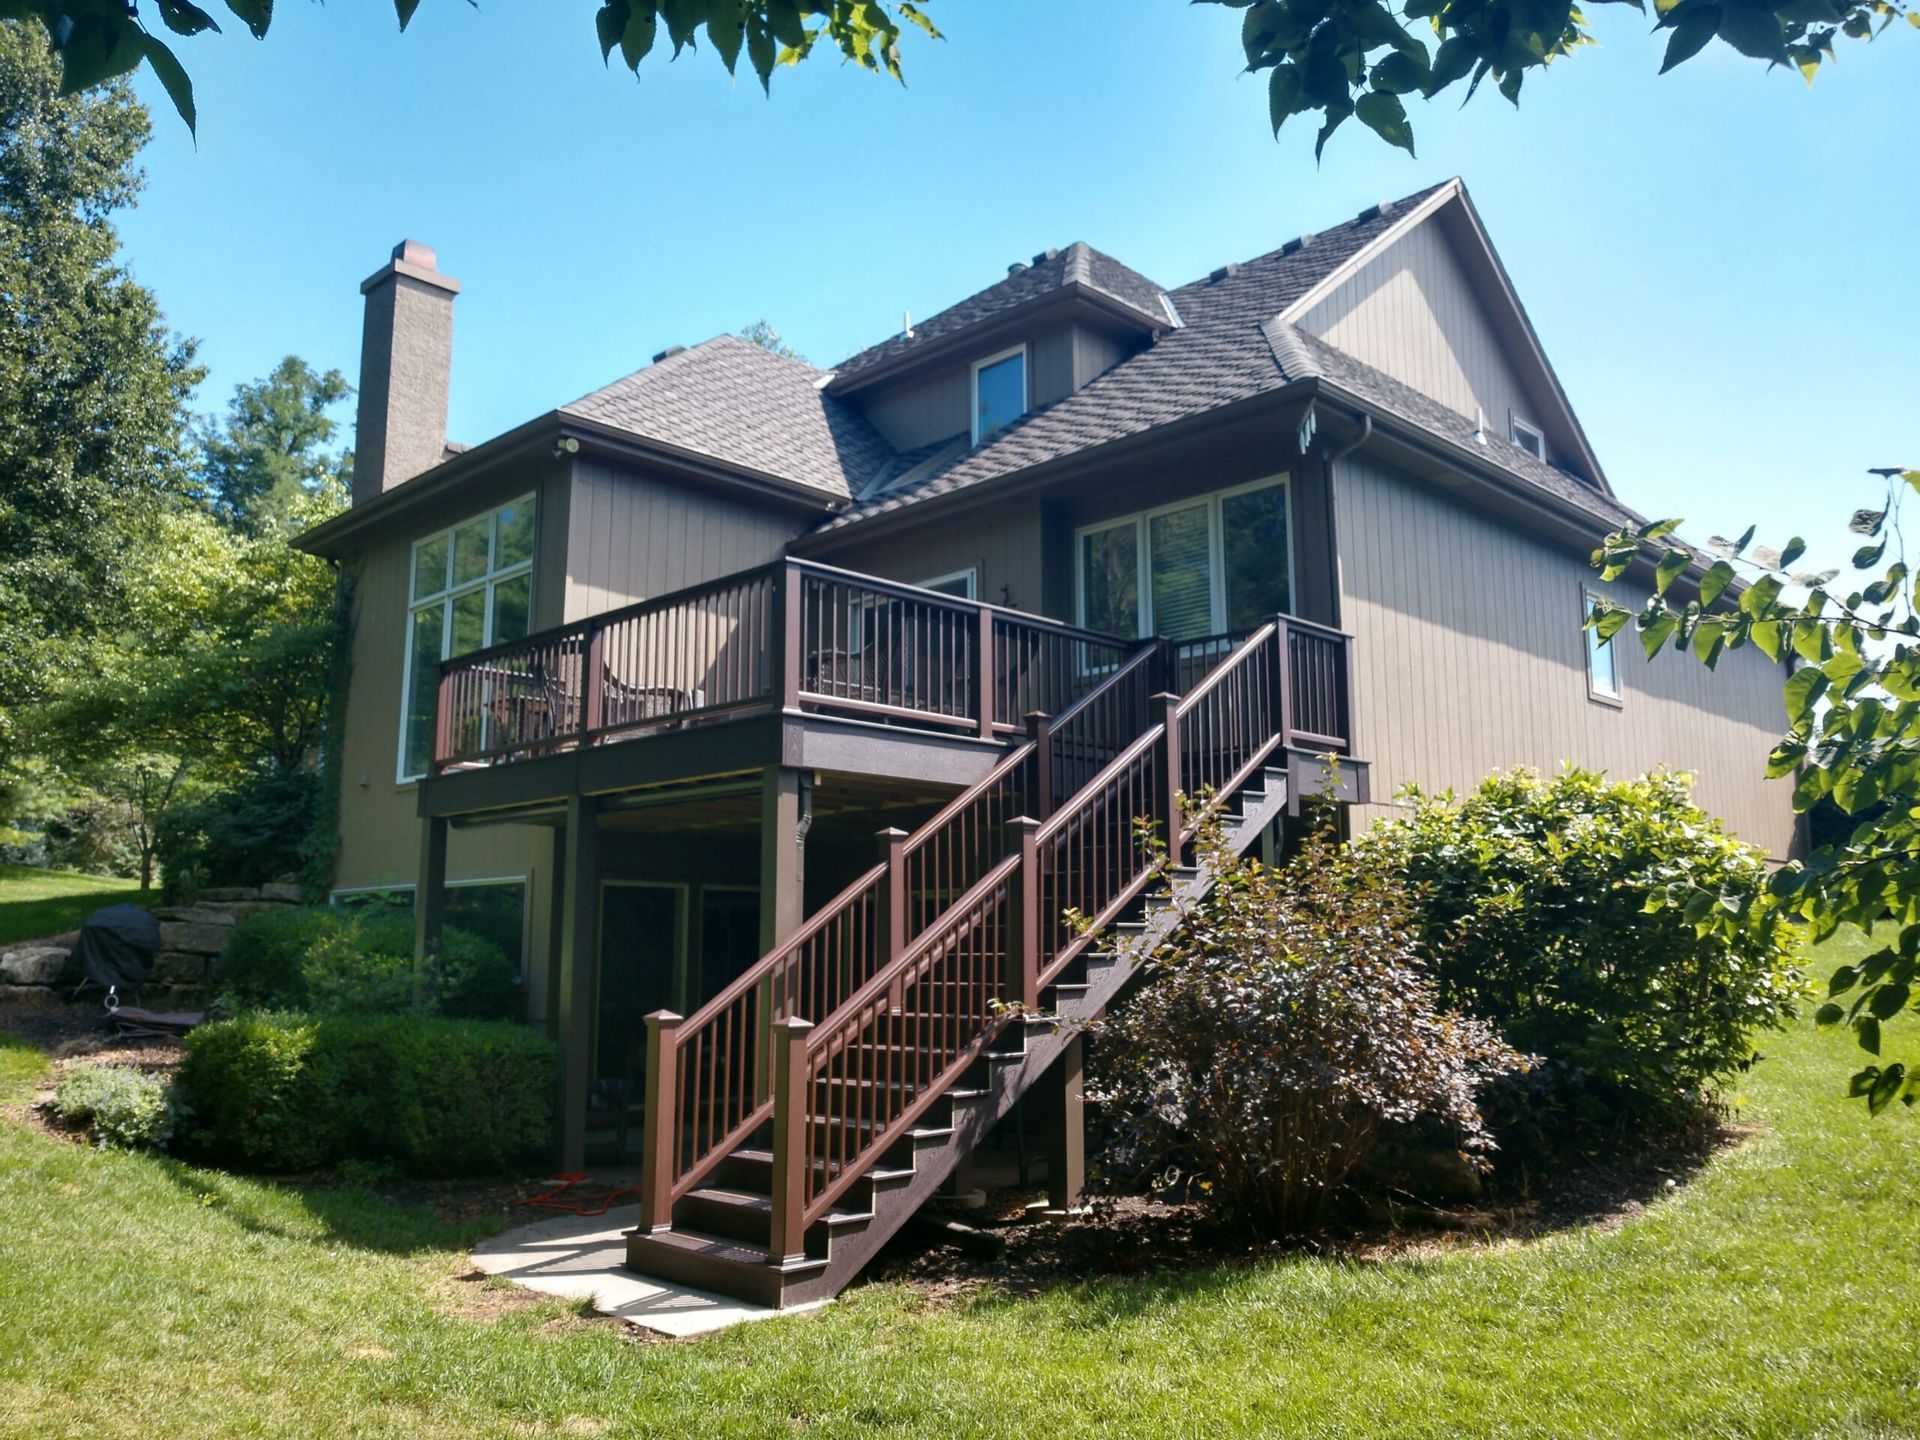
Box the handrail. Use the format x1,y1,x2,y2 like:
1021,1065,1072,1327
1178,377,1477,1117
1174,619,1278,718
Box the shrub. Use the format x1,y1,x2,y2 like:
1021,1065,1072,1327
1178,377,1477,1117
177,1011,553,1175
217,907,517,1022
220,907,347,1011
1089,806,1527,1235
52,1064,175,1150
1354,767,1804,1129
156,770,320,900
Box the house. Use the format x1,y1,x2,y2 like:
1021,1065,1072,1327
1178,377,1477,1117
296,178,1795,1305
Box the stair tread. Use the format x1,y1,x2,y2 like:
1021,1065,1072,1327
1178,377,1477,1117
641,1226,832,1274
685,1186,869,1226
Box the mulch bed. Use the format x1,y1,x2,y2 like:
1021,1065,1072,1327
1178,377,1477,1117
867,1120,1747,1306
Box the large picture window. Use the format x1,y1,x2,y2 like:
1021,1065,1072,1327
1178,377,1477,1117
1075,477,1292,641
399,497,535,780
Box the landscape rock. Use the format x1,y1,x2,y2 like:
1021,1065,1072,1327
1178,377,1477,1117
0,947,72,987
260,882,306,904
196,887,262,903
158,921,229,957
149,951,208,985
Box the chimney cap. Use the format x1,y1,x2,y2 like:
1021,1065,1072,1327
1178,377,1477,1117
361,239,460,297
392,238,439,269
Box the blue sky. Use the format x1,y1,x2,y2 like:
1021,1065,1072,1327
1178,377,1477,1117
117,2,1915,566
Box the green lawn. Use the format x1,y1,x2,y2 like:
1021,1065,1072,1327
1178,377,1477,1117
0,863,155,948
1,939,1916,1438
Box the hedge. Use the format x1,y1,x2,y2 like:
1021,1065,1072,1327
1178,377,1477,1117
177,1012,554,1175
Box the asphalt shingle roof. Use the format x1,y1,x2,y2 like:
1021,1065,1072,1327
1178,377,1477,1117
560,335,892,501
830,242,1173,385
815,184,1453,533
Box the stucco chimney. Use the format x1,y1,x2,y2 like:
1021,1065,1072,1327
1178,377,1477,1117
353,239,460,505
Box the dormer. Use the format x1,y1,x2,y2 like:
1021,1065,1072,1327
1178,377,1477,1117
829,243,1175,453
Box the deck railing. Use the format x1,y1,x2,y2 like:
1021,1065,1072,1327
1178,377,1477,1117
432,559,1136,773
626,612,1354,1258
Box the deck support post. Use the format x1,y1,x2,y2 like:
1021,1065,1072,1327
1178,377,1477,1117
756,767,808,1100
1151,692,1183,866
768,1016,816,1266
1044,1033,1086,1212
556,794,599,1170
1271,616,1295,751
1004,817,1042,1013
413,815,448,1010
638,1009,684,1233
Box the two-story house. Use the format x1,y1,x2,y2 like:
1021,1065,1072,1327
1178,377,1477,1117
296,178,1793,1306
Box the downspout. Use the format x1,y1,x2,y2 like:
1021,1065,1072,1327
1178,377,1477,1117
1317,413,1371,632
1326,411,1373,465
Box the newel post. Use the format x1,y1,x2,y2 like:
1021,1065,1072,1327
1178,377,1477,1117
433,664,453,772
1025,711,1054,821
1003,816,1042,1011
638,1009,684,1234
777,563,805,711
767,1016,816,1265
875,827,909,1010
1151,692,1183,860
969,604,996,738
1272,616,1295,750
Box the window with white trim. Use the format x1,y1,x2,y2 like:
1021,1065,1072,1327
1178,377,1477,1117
1584,589,1620,701
1510,415,1546,460
918,568,977,600
399,496,535,780
1075,477,1292,641
971,346,1027,445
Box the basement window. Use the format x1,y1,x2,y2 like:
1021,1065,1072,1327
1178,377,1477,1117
972,345,1028,445
1510,415,1546,460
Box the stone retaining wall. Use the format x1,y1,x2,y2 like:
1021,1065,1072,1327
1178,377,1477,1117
0,880,306,1010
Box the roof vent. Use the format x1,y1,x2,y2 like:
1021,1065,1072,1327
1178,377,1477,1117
1281,232,1314,255
1357,200,1390,222
651,344,686,364
1208,262,1240,284
1031,247,1059,265
1008,261,1028,276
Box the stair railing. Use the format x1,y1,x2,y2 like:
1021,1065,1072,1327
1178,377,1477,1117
769,619,1313,1258
638,638,1164,1231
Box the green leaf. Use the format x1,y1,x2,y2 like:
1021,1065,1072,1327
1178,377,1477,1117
56,15,145,94
623,8,659,68
1639,517,1684,541
1867,983,1910,1021
1639,611,1679,659
1370,50,1429,94
1268,63,1305,132
1749,619,1782,660
1783,666,1828,726
1867,1062,1905,1114
1856,1014,1881,1056
707,0,746,74
139,30,197,134
1660,3,1721,68
595,2,629,61
1716,0,1790,60
395,0,422,29
1654,548,1691,596
1765,738,1806,777
1697,559,1736,608
225,0,273,40
1779,536,1807,569
1355,91,1416,155
158,0,222,37
1739,573,1783,617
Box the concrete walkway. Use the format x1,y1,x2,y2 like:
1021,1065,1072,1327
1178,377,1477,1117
470,1207,829,1338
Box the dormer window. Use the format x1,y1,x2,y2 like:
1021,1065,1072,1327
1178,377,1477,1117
1510,414,1545,460
972,345,1028,445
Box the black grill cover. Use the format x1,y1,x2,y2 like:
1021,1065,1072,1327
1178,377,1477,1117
74,903,162,993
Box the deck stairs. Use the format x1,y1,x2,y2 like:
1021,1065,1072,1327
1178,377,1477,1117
625,618,1337,1306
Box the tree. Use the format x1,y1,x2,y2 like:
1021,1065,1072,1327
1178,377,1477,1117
197,356,352,537
14,0,1908,149
1589,468,1920,1113
0,19,201,773
738,319,804,362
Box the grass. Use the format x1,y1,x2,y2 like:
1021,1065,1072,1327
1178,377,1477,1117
0,862,155,948
0,937,1916,1438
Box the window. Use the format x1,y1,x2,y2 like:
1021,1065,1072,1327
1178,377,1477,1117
971,346,1027,445
399,496,535,780
1075,478,1292,641
1510,415,1546,460
1584,590,1620,702
918,568,977,600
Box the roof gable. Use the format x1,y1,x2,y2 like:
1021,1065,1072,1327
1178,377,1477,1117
1282,181,1610,494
